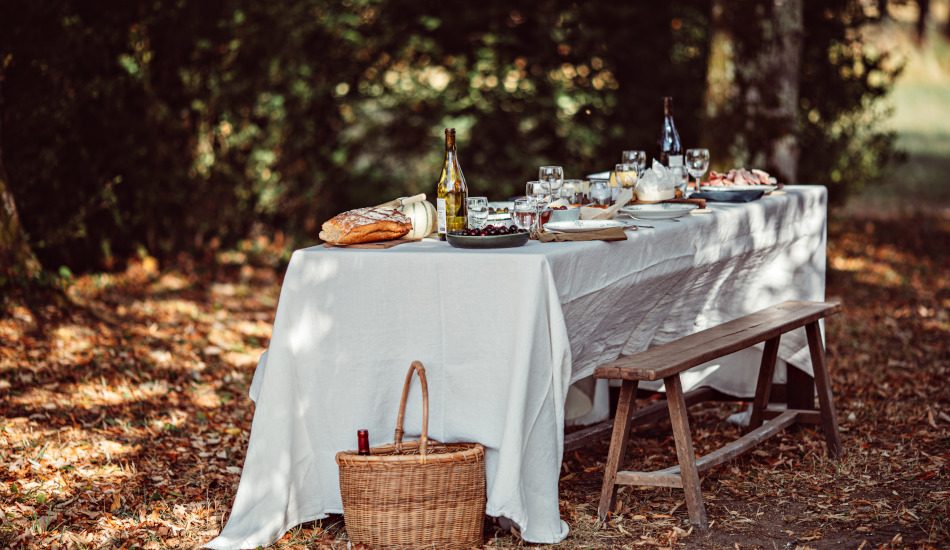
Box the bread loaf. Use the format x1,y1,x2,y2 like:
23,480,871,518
319,207,413,245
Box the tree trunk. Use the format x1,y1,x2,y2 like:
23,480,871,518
0,55,41,281
761,0,803,183
916,0,930,43
704,0,803,183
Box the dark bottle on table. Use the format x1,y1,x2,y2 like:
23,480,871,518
357,429,370,456
436,128,468,240
658,96,683,168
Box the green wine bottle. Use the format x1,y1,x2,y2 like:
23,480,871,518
436,128,468,240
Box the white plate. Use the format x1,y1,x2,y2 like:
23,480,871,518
619,203,698,220
544,219,625,233
700,184,777,194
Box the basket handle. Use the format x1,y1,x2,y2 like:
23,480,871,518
393,361,429,455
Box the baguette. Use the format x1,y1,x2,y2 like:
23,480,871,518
319,207,413,245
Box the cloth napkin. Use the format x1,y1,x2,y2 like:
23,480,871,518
690,189,765,202
537,226,628,242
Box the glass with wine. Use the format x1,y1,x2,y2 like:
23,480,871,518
512,198,536,231
526,180,553,230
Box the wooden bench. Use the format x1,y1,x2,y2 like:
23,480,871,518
592,300,843,529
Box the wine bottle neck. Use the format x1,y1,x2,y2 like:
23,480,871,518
663,97,673,117
444,128,456,151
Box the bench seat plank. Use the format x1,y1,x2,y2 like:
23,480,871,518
594,301,840,382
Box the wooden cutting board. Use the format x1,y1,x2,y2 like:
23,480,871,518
323,238,421,249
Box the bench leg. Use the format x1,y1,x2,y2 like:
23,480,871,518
805,321,843,458
749,336,781,430
665,374,708,529
598,380,638,521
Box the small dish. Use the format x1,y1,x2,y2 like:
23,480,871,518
619,203,698,220
544,220,625,233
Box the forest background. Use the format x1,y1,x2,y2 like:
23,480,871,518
3,0,944,278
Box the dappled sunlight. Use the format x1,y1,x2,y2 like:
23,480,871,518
150,272,193,294
51,324,96,362
831,254,905,288
1,213,946,548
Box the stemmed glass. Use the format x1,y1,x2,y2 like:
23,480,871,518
539,166,563,199
467,197,489,229
685,148,710,194
621,150,647,177
526,180,552,230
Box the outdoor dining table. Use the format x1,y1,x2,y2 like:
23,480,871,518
207,185,828,549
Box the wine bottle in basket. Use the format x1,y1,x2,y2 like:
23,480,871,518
357,429,370,456
658,96,683,168
436,128,468,240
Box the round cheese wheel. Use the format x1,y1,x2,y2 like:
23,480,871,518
399,200,437,239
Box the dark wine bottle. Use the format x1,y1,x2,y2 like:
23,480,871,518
357,429,370,456
436,128,468,240
658,97,683,168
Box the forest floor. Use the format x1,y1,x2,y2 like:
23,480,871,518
1,208,947,550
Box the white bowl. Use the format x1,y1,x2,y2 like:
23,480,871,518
635,186,675,203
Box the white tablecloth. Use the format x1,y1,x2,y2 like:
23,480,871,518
208,186,826,549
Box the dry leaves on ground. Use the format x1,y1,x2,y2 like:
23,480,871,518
0,213,947,549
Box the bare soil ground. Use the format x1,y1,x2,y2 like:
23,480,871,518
1,211,947,549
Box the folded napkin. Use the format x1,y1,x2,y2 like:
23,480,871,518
690,189,765,203
536,226,628,242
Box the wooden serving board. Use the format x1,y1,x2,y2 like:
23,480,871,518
323,238,421,249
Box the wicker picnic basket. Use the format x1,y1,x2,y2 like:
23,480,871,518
336,361,486,549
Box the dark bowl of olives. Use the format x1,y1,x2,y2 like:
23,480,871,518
446,225,530,249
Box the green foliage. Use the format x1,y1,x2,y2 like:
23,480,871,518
703,0,901,201
797,0,902,200
0,0,898,270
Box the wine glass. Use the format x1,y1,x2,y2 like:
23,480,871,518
467,196,489,229
512,198,535,231
685,148,710,193
539,166,563,198
621,150,647,176
526,180,552,230
614,163,637,202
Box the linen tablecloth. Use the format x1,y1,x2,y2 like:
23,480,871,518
208,186,827,549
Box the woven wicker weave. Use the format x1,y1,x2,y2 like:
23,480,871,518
336,361,486,549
